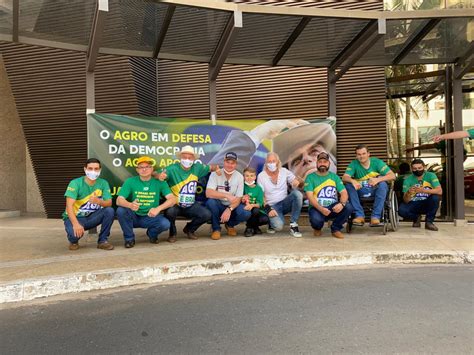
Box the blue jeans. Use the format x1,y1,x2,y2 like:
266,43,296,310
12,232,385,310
269,189,303,231
308,202,353,232
164,203,212,236
205,198,251,232
116,207,170,242
64,207,115,244
398,195,440,223
345,182,388,219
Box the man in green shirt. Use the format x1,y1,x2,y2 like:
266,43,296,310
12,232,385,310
399,159,442,231
157,145,220,242
342,144,395,227
63,158,115,251
116,156,176,248
304,152,352,239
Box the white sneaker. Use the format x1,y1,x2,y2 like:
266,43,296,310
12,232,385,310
289,223,302,238
267,228,276,234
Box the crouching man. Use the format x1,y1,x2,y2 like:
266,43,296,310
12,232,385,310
116,156,176,248
63,158,115,251
398,159,442,231
304,153,352,239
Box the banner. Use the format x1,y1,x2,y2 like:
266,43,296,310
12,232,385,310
87,113,337,199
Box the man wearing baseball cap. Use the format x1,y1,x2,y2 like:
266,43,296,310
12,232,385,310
304,152,352,239
205,151,251,240
116,156,176,248
157,145,220,242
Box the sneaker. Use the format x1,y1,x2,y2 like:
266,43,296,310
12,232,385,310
150,237,159,244
267,228,276,234
425,222,438,231
289,223,302,238
183,226,198,240
124,240,135,248
211,230,221,240
352,217,365,226
331,230,344,239
253,227,263,235
412,215,422,228
69,243,79,251
244,227,254,237
370,218,383,227
167,235,177,243
313,229,322,237
225,224,237,237
97,242,114,250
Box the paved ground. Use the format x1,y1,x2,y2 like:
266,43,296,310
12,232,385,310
1,265,472,354
0,216,472,303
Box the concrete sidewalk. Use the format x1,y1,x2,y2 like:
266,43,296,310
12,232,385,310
0,216,472,304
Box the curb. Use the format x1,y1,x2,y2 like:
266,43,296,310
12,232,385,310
1,251,472,304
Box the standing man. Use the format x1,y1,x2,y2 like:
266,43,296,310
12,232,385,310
257,152,303,237
342,144,395,227
116,156,176,248
399,159,442,231
205,152,251,240
158,145,218,242
305,153,352,239
63,158,115,251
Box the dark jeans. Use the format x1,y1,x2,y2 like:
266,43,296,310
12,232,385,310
205,198,251,232
398,195,440,223
116,207,170,242
64,207,115,244
308,202,353,232
246,207,270,229
164,203,212,236
345,182,388,219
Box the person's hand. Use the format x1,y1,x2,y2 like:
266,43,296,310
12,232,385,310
220,208,231,223
414,186,425,194
156,169,167,181
433,134,444,143
72,222,85,238
88,192,101,205
241,194,250,204
227,195,239,205
130,199,141,212
332,203,343,213
268,209,278,218
250,119,310,142
291,178,300,189
352,180,361,190
320,207,331,216
408,186,417,196
215,166,222,177
368,177,379,187
147,207,161,217
244,204,253,211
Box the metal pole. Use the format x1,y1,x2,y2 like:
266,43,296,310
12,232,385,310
444,66,453,221
328,69,336,117
452,64,465,221
209,76,217,124
86,71,95,114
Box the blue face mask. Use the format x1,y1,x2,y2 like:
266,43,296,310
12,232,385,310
267,163,277,172
181,159,194,169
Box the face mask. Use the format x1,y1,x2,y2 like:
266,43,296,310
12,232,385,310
267,163,277,172
223,168,235,175
317,166,328,173
85,170,100,180
412,170,424,177
245,180,255,186
181,159,193,169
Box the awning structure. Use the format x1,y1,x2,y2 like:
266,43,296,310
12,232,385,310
0,0,473,73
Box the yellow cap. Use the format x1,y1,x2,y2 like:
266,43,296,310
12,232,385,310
136,156,155,166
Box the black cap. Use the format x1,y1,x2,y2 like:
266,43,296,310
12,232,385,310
225,151,238,161
317,152,330,161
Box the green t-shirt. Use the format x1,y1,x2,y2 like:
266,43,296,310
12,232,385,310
164,162,209,207
62,177,112,220
304,172,345,208
118,176,172,216
468,128,474,139
243,184,265,213
344,157,391,188
402,171,440,201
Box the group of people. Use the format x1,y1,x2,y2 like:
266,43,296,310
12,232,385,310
63,131,465,250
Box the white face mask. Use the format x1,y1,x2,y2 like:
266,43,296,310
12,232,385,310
267,162,277,172
223,168,235,175
85,170,100,180
181,159,194,169
245,181,255,186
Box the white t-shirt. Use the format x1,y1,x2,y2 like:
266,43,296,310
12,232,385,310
257,167,296,206
206,171,244,206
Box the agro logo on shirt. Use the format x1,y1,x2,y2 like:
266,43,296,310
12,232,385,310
317,186,337,207
413,184,430,201
77,201,101,217
179,181,198,207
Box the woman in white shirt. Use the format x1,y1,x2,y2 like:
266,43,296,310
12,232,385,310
257,152,303,237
